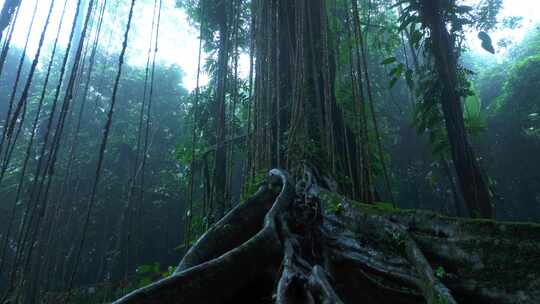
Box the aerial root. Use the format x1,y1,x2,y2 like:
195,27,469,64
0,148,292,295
275,165,344,304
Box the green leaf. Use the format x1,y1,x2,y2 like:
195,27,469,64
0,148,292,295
389,63,405,78
478,31,495,54
136,265,153,274
381,57,397,65
405,69,415,89
389,77,399,88
435,266,446,278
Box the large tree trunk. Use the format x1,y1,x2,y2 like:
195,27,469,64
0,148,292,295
418,0,493,218
251,0,360,197
113,167,540,304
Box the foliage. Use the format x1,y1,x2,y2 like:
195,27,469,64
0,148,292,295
435,265,447,279
464,94,487,136
472,26,540,220
241,169,268,202
135,263,175,288
496,55,540,138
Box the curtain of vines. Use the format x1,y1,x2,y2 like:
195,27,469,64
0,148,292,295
247,0,385,202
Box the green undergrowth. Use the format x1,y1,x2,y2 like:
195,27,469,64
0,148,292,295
241,170,268,202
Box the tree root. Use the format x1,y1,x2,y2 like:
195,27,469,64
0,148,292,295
113,168,540,304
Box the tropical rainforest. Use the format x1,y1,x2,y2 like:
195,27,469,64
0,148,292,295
0,0,539,303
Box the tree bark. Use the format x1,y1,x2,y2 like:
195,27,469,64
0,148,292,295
211,0,231,220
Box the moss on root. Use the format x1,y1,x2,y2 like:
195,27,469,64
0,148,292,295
320,189,540,301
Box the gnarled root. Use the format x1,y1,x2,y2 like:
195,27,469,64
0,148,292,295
275,166,344,304
113,167,540,304
113,169,292,303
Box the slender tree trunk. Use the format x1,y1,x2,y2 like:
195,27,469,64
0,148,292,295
419,0,493,218
211,1,230,220
0,0,20,38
